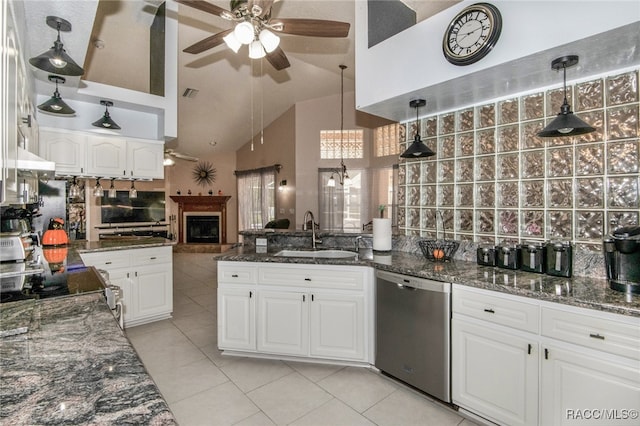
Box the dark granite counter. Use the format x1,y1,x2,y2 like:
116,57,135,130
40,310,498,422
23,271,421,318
0,293,176,424
218,246,640,318
71,237,176,254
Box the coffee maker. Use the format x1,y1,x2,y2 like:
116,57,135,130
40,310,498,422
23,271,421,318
603,225,640,294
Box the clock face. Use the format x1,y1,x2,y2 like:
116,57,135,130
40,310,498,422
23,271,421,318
443,3,502,66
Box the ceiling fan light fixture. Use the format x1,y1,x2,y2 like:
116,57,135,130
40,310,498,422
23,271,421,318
223,31,242,53
248,40,266,59
234,21,255,45
29,16,84,76
400,99,436,159
38,75,75,115
92,100,121,130
259,29,280,53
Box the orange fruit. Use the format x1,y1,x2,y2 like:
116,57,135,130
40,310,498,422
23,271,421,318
433,249,445,260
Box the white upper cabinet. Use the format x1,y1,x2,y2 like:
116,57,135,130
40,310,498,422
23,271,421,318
127,139,164,179
86,136,127,177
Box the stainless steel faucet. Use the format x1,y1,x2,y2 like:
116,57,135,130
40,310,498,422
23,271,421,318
303,210,321,249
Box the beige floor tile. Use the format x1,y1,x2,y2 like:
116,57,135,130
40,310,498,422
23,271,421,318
170,381,259,426
290,398,376,426
152,357,229,404
247,372,332,425
134,339,207,374
363,388,464,426
200,343,240,368
233,411,276,426
184,285,217,299
125,318,174,338
173,309,216,328
221,357,294,393
460,418,481,426
285,360,345,383
317,366,398,413
172,299,210,317
180,323,218,348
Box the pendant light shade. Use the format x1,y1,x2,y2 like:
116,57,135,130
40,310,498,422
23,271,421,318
538,55,595,138
37,75,75,115
248,40,266,59
92,100,121,130
29,16,85,76
400,99,436,158
108,179,117,198
93,177,104,197
129,180,138,199
258,29,280,53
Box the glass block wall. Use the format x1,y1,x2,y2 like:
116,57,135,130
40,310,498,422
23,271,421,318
398,69,639,251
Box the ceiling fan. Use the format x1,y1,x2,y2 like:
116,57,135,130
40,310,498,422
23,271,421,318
164,149,199,166
176,0,350,70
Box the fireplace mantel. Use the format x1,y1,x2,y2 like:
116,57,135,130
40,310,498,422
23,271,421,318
170,195,231,243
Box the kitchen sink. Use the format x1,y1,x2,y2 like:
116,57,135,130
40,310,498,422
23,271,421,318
274,249,357,259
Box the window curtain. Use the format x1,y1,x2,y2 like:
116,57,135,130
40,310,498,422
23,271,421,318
318,168,369,231
236,168,275,231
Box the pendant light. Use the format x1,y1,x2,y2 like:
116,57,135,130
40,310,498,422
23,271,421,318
92,100,121,130
327,64,351,187
29,16,85,76
129,180,138,199
38,75,76,115
538,55,595,138
69,176,81,198
400,99,436,158
108,178,117,198
93,178,104,197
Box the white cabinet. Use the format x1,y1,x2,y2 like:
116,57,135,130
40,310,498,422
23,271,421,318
257,290,308,356
309,292,364,360
39,129,87,175
218,286,256,351
127,140,164,179
86,136,127,177
80,246,173,327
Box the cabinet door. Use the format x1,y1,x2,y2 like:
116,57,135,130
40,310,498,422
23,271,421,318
452,318,538,426
309,292,365,361
218,286,256,351
257,290,308,356
86,136,127,177
127,140,164,179
133,263,173,321
107,268,134,324
540,343,640,426
39,129,87,175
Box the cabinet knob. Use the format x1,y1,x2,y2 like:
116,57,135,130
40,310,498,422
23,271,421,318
231,274,239,278
304,278,311,281
589,333,605,340
483,308,495,314
150,257,157,260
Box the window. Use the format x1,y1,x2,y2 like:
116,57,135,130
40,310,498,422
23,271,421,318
371,166,398,223
236,168,275,231
374,123,401,157
318,168,369,231
320,129,364,159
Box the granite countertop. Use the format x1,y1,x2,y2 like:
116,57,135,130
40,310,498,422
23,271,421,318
0,293,176,424
71,237,176,253
218,247,640,318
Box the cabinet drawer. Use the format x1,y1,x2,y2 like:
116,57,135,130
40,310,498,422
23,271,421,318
259,265,364,290
453,286,540,333
133,247,171,265
218,262,258,284
80,252,131,270
541,306,640,360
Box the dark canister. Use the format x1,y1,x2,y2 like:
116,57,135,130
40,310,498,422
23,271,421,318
519,241,546,274
496,244,520,270
545,241,573,277
476,245,496,266
603,225,640,294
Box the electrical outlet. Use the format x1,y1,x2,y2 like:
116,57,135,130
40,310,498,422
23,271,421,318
256,238,267,246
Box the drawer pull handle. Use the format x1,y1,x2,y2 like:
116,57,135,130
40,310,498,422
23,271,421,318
231,274,239,278
527,344,532,355
304,278,311,281
105,261,112,265
249,291,252,298
484,308,495,314
544,348,549,360
311,294,314,302
303,295,306,302
589,333,605,340
150,257,157,260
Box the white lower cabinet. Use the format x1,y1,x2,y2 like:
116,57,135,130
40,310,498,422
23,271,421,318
217,261,373,364
452,284,640,426
80,246,173,327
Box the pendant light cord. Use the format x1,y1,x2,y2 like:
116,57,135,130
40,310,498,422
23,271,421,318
340,64,345,168
250,59,254,151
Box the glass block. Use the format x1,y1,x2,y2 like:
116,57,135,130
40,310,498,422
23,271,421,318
398,123,407,142
522,180,544,207
575,110,604,143
438,160,455,183
408,208,420,228
546,87,573,117
546,132,574,147
398,207,406,227
476,156,495,181
608,211,639,235
458,108,474,132
439,112,455,135
424,138,438,161
476,235,496,244
608,177,639,208
477,104,495,128
421,208,437,229
407,163,421,184
440,209,454,233
497,125,519,152
607,105,639,140
410,120,419,139
398,164,406,185
548,179,574,208
477,210,495,233
476,129,496,154
498,154,519,180
608,141,639,174
476,183,495,207
548,147,573,177
397,186,405,205
576,144,604,175
522,120,545,149
421,185,436,206
438,184,454,207
422,161,437,183
457,210,474,232
498,182,519,208
498,210,518,235
575,78,604,111
456,158,474,182
499,98,519,124
522,150,545,178
548,211,573,239
577,177,604,208
438,135,456,158
457,132,474,156
457,184,474,207
409,186,420,206
522,210,544,237
424,117,438,137
607,71,638,106
576,211,604,241
522,92,544,120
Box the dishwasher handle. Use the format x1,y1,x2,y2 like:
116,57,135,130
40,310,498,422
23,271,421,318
397,283,417,291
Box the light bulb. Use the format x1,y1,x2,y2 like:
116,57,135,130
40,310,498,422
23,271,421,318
234,21,254,45
49,57,67,68
129,181,137,199
558,127,574,134
327,175,336,187
51,104,62,111
108,180,117,198
248,40,266,59
223,32,242,53
344,175,352,187
93,179,104,197
259,29,280,53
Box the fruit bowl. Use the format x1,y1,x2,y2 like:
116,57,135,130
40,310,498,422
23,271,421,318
418,239,459,262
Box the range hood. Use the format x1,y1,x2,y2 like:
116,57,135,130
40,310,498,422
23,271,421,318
16,148,55,175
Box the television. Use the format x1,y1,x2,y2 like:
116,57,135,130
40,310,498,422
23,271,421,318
101,191,166,224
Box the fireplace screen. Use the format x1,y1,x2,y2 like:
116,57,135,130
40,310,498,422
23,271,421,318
185,215,220,243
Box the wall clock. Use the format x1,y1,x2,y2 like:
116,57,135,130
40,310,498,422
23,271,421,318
442,3,502,66
192,161,217,187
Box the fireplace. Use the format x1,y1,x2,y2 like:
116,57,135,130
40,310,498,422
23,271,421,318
185,213,220,243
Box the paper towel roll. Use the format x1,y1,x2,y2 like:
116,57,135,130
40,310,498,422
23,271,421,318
373,218,392,251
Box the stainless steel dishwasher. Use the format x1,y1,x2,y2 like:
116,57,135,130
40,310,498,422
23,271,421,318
375,270,451,403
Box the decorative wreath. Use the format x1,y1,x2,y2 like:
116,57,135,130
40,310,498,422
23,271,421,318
192,161,217,187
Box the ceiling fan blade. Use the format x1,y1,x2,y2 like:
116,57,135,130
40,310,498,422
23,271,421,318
266,46,290,71
184,29,233,54
175,0,230,17
270,18,350,38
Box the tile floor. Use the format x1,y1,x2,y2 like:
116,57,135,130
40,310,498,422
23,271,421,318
127,253,480,426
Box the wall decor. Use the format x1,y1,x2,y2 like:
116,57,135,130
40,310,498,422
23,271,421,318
192,161,217,187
